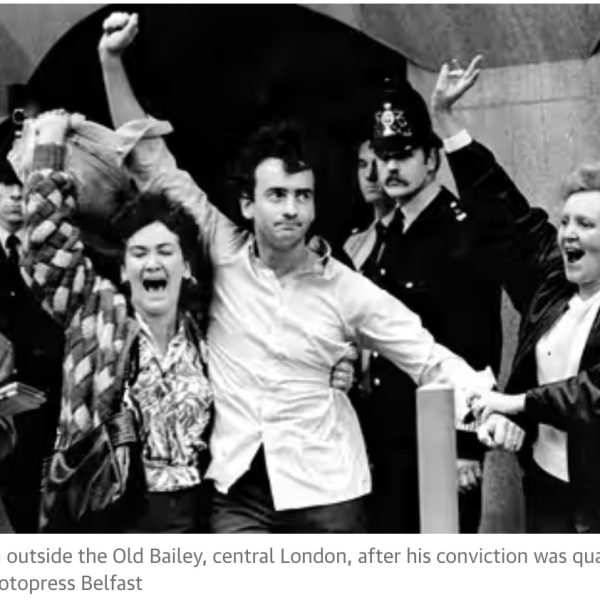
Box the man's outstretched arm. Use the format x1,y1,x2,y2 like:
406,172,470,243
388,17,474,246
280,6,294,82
98,12,248,261
98,12,145,127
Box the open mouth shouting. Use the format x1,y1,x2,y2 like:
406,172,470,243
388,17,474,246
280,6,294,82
142,274,168,294
563,247,585,264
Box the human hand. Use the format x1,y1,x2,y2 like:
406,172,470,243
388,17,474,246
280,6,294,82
431,55,483,115
477,413,525,451
470,390,526,422
98,12,139,60
454,366,496,424
330,345,359,392
457,458,482,493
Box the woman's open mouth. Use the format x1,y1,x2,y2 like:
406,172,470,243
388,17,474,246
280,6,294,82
142,276,168,292
564,247,585,264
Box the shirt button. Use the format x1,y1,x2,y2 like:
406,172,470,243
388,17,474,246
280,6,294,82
373,378,381,387
9,291,15,298
379,268,386,276
405,281,414,289
372,351,379,358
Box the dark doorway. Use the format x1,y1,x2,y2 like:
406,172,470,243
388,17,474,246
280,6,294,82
28,5,407,244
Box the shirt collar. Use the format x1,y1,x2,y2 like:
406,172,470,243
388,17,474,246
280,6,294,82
0,226,24,253
135,311,187,350
367,206,397,233
248,234,334,279
569,288,600,311
400,181,441,232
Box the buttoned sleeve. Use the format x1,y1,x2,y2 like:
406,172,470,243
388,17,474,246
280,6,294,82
122,117,249,264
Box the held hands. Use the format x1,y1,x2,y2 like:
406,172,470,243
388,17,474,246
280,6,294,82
469,390,526,422
431,55,483,115
477,413,525,452
98,12,139,60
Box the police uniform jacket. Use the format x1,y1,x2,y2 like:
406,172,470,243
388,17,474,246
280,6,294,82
0,236,64,530
347,181,524,465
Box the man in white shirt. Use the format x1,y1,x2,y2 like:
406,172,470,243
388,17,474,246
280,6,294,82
98,12,522,532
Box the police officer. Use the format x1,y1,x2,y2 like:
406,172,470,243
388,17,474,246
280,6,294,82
0,122,64,532
345,82,513,533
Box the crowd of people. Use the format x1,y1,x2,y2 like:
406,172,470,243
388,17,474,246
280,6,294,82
0,11,596,534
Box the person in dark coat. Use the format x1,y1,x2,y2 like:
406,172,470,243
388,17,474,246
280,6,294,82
434,56,600,534
0,126,64,532
344,78,523,533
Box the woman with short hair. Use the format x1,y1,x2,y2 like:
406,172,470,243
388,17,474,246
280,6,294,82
432,56,600,533
22,111,213,533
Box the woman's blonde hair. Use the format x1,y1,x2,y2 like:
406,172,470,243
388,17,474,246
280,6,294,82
561,162,600,200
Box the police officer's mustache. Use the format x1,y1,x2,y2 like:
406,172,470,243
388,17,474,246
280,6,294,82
385,176,407,186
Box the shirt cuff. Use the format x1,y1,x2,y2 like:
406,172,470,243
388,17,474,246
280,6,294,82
443,130,472,154
114,115,174,164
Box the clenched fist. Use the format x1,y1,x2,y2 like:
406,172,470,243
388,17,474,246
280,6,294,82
98,12,139,60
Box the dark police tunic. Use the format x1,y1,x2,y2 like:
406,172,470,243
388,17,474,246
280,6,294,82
346,185,518,533
0,237,64,532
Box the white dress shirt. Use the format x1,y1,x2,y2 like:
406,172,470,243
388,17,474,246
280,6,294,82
534,290,600,481
126,124,491,510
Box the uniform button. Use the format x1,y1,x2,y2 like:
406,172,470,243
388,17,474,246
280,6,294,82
450,201,457,208
9,291,15,298
379,268,386,276
405,281,414,289
372,351,379,358
373,378,381,387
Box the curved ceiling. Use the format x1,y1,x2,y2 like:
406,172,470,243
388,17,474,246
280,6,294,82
1,4,600,115
309,4,600,70
1,4,600,89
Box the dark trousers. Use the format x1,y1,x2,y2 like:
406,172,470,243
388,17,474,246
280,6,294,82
121,485,210,533
81,484,210,533
210,449,367,533
525,461,575,534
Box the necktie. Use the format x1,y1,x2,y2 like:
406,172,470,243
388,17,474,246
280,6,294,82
391,207,405,236
361,221,388,281
5,234,19,268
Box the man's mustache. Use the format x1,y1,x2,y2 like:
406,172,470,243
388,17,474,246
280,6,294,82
384,176,408,186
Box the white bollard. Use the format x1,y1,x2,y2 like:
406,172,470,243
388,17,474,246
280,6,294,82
417,384,459,533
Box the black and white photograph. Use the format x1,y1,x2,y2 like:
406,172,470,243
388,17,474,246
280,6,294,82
0,3,598,541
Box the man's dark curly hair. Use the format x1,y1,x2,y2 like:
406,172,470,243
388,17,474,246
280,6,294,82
229,119,316,201
111,191,212,333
